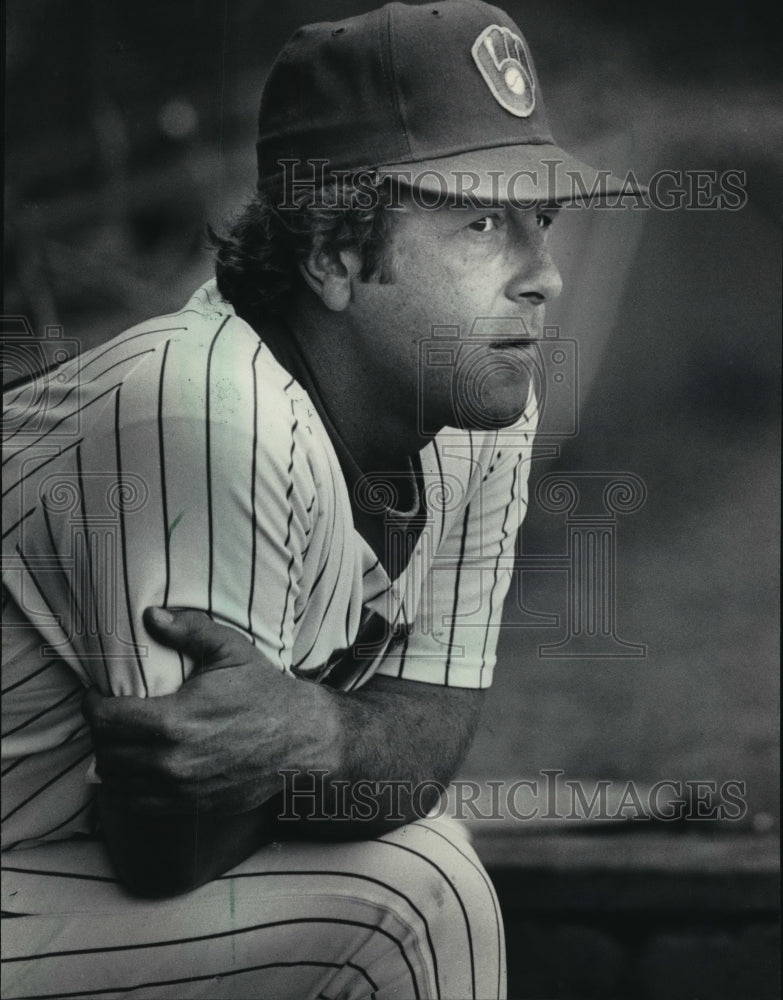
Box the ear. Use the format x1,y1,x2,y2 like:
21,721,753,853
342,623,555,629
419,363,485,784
299,247,362,312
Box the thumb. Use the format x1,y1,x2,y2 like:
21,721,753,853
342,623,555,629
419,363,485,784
143,606,247,671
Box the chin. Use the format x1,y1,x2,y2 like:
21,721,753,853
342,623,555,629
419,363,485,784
456,409,527,431
452,380,532,431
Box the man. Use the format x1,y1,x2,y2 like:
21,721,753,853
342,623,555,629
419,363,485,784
2,2,638,996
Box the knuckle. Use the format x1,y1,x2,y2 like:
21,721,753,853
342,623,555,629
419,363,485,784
155,703,186,743
157,745,187,783
189,610,214,636
211,636,233,660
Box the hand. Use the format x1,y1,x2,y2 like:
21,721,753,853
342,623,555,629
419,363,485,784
81,608,339,814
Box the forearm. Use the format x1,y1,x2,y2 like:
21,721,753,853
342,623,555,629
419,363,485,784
270,673,484,839
97,788,281,898
97,673,481,893
86,610,486,888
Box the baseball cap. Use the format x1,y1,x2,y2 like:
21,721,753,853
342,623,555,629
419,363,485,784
256,0,641,205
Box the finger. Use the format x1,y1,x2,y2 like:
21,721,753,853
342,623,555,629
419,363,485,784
143,606,248,670
92,746,163,786
91,742,198,801
82,686,173,744
97,782,200,817
98,768,264,815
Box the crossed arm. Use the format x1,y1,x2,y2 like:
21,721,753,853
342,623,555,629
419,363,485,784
84,607,484,898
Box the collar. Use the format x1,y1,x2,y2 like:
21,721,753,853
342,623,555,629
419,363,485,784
251,312,428,579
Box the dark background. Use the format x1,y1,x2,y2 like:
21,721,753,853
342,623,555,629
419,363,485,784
4,2,781,996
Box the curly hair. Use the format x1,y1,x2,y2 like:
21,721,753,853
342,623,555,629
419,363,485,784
212,174,399,331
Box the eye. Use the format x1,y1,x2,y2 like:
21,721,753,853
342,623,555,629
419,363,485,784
468,214,502,233
536,211,557,229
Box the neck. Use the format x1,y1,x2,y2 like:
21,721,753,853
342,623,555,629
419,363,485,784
282,299,430,476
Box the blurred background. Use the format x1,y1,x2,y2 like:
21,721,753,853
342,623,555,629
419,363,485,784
4,1,780,997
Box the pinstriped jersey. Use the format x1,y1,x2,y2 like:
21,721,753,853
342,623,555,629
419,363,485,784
2,281,537,849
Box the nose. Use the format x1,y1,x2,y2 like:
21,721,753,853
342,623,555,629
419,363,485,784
504,224,563,307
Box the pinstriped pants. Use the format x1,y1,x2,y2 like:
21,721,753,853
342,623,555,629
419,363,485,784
2,818,505,1000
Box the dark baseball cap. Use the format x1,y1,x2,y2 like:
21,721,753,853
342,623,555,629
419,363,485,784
256,0,641,204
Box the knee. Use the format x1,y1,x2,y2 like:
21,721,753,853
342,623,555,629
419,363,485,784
384,819,504,962
389,818,500,926
364,819,506,997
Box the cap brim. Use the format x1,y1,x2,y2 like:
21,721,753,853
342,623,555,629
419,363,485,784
378,143,646,206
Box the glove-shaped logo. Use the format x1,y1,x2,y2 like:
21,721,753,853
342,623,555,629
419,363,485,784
471,24,535,117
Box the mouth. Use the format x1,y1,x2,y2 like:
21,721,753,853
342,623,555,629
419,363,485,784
488,339,537,350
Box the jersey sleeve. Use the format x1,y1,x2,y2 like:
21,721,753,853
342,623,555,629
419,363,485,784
4,317,317,698
97,322,321,695
373,407,538,689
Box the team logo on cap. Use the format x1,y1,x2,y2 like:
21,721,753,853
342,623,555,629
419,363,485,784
471,24,535,117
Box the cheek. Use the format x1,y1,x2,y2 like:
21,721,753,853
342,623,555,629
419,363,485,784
387,239,504,335
400,251,481,305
